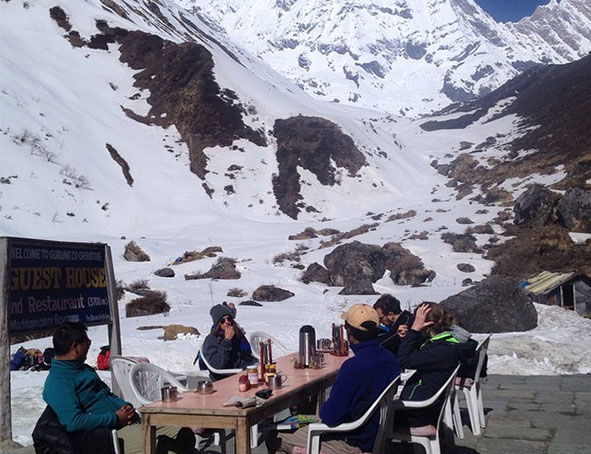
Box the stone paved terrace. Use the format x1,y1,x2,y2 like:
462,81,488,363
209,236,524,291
2,374,590,454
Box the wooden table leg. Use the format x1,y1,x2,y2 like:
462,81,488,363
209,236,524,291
142,414,156,454
235,417,251,454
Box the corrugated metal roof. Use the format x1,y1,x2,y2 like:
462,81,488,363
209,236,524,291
522,271,575,295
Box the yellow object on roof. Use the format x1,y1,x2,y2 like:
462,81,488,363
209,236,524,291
523,271,575,295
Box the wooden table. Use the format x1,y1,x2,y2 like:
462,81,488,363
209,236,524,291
139,351,350,454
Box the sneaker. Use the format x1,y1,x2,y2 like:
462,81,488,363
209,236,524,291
409,425,437,437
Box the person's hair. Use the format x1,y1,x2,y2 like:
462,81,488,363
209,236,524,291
373,294,401,315
52,322,88,355
345,320,379,342
417,302,454,336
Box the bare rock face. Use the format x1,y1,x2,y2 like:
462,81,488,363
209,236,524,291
556,187,591,232
185,258,240,280
252,285,295,302
123,241,151,262
441,276,537,333
301,262,332,285
272,115,367,219
514,184,560,227
324,241,385,294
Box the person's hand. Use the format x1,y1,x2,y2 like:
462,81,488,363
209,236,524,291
411,304,434,332
397,324,409,338
224,324,235,340
115,404,135,428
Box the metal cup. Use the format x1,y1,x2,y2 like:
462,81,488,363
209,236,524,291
268,374,287,389
161,385,178,402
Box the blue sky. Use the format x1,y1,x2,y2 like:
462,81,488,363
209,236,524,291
474,0,552,22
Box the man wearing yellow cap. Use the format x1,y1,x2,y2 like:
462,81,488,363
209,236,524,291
268,304,400,453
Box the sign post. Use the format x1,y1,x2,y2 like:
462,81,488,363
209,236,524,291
0,237,120,444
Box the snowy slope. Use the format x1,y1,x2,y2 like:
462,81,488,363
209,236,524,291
177,0,591,115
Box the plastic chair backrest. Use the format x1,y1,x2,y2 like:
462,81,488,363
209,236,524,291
306,375,401,454
248,331,291,359
199,344,243,376
130,362,189,406
473,335,491,382
398,364,461,428
109,355,140,407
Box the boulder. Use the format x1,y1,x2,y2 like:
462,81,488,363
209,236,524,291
383,242,435,286
252,285,294,302
185,258,241,280
123,241,150,262
441,232,482,253
514,183,560,227
556,187,591,232
457,263,475,273
154,267,175,278
324,241,385,292
301,262,332,285
126,292,170,318
238,300,263,307
456,217,474,225
161,324,199,340
440,276,537,333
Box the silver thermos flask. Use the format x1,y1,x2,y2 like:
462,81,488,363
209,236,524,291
299,325,316,367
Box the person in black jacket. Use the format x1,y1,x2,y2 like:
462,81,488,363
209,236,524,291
373,294,415,355
397,302,461,430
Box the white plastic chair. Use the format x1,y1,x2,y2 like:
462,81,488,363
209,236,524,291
109,355,142,408
130,362,190,405
456,334,491,435
248,331,291,360
306,375,401,454
130,362,226,451
387,365,461,454
198,344,244,377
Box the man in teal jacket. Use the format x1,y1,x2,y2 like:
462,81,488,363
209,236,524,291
42,322,194,454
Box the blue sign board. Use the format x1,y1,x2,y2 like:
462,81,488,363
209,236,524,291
7,238,112,335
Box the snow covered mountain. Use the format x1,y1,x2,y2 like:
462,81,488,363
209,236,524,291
177,0,591,116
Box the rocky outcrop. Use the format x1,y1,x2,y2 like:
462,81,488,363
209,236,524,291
441,276,537,333
126,292,170,318
137,324,200,340
123,241,150,262
324,242,385,294
252,285,295,302
321,241,433,294
441,232,482,254
556,187,591,232
301,263,332,285
184,258,240,280
272,116,366,219
514,184,560,227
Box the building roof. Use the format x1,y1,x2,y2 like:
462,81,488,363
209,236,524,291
522,271,576,295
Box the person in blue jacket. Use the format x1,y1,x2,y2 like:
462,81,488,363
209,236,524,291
267,304,400,454
42,322,194,454
397,302,461,431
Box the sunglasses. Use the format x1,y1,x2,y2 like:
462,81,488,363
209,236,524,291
220,316,232,324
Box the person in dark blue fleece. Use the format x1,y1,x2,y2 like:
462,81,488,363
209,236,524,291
42,322,194,454
267,304,400,454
